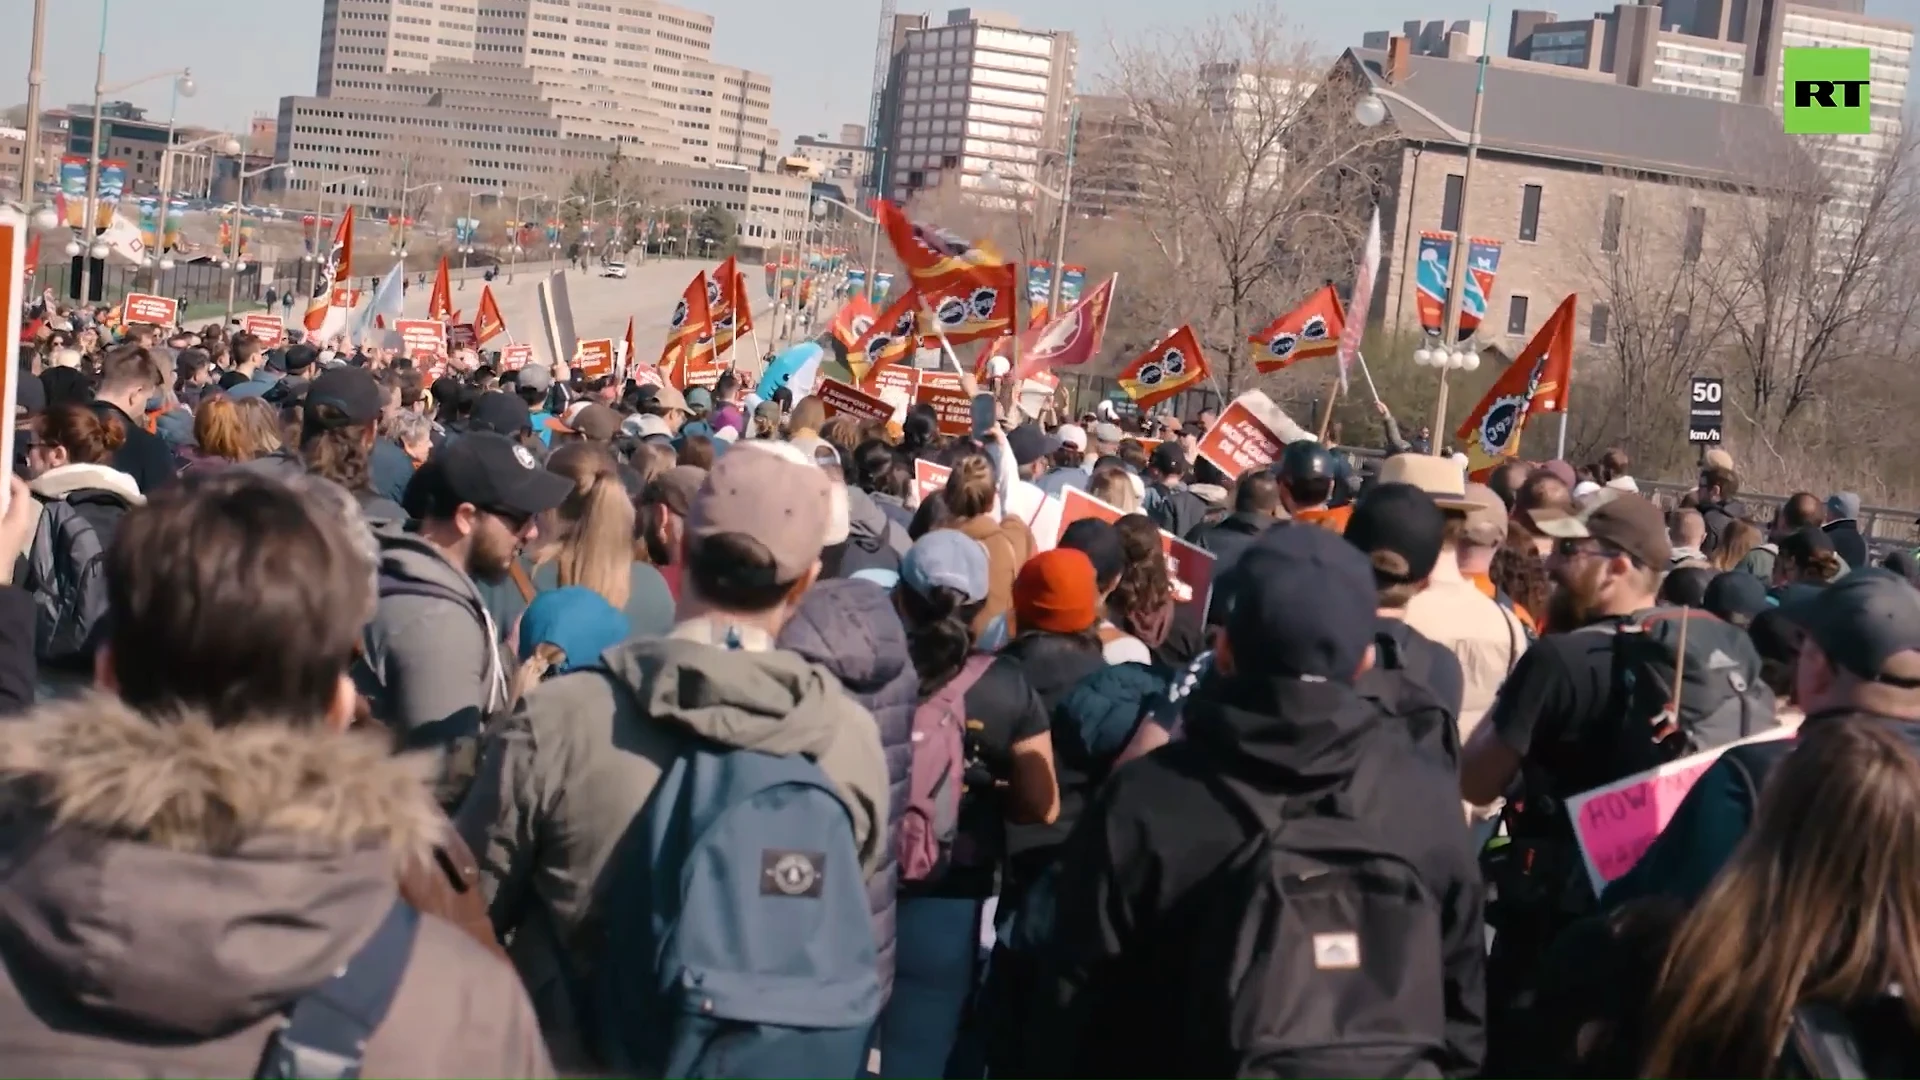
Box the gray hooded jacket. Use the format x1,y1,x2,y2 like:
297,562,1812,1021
353,523,508,752
454,618,888,1065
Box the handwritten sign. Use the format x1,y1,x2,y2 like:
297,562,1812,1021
817,378,894,422
395,319,446,362
121,292,178,327
915,380,972,435
1565,728,1796,897
500,343,533,371
1195,398,1285,479
576,338,615,379
914,458,952,504
241,312,285,346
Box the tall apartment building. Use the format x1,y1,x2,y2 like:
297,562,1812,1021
279,0,812,243
1362,20,1487,57
873,9,1076,202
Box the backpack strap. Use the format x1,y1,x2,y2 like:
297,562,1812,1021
1786,1001,1869,1080
508,560,537,604
255,900,420,1080
934,654,996,714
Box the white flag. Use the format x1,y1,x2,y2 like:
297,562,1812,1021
1336,206,1382,392
351,263,405,346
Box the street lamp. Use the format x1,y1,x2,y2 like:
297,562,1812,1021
224,161,295,322
1353,63,1485,454
76,36,196,304
392,180,439,258
152,130,239,281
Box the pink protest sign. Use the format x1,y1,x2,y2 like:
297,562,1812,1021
1564,728,1795,896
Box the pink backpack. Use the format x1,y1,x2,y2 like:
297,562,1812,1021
898,654,996,883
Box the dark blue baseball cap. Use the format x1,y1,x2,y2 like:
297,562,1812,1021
1226,523,1379,683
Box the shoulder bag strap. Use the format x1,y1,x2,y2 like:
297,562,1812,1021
508,559,536,604
255,900,420,1080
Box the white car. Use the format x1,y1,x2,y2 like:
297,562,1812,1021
600,261,628,278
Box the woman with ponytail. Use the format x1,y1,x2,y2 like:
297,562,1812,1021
880,530,1058,1080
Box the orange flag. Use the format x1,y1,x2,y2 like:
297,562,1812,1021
305,206,354,333
1456,293,1576,479
473,284,507,345
1118,325,1210,409
875,198,1003,291
1249,285,1345,373
917,261,1018,346
428,255,453,322
850,287,921,386
662,271,717,389
831,292,878,352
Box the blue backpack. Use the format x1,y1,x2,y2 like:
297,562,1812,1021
595,744,882,1079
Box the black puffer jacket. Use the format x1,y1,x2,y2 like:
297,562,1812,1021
778,577,917,1002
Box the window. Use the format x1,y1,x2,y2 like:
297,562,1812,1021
1601,193,1623,253
1518,183,1542,242
1507,295,1530,335
1670,311,1690,348
1589,302,1610,345
1440,174,1465,233
1683,206,1706,263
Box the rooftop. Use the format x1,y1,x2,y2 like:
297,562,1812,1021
1346,46,1807,184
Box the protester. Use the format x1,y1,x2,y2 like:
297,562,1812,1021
0,471,550,1077
242,365,408,526
89,344,177,493
1021,523,1486,1077
1108,512,1187,669
939,452,1035,638
1823,490,1870,569
1275,439,1349,531
1058,517,1147,664
1087,463,1141,512
456,441,886,1068
1709,517,1767,575
360,432,573,754
636,463,702,603
1694,463,1747,555
1667,508,1708,565
1143,443,1209,538
1511,470,1574,557
221,333,279,398
1775,525,1846,586
1037,423,1090,498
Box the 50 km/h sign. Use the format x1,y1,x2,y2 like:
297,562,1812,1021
1689,376,1725,445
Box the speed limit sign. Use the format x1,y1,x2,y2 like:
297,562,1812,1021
1688,376,1724,445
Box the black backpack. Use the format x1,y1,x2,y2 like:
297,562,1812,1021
27,490,131,667
1586,608,1777,777
1181,778,1448,1078
1360,626,1461,773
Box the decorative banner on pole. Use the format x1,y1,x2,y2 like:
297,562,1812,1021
1415,233,1503,340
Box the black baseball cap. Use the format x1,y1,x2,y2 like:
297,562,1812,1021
283,344,319,373
304,366,384,428
1704,571,1771,628
1006,423,1061,466
1782,568,1920,686
1149,441,1187,476
469,391,533,435
1227,522,1378,683
408,432,573,521
1346,483,1445,586
431,376,471,409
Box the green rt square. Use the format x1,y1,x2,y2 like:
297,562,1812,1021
1784,47,1873,135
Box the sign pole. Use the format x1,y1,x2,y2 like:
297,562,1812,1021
915,294,968,377
1556,410,1569,461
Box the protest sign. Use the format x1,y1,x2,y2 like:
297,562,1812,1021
914,458,951,504
868,364,918,399
576,338,615,378
916,379,972,435
121,293,177,327
1056,488,1215,625
1196,395,1287,478
447,323,478,349
500,343,533,371
396,319,446,362
241,312,285,346
818,378,894,422
1565,728,1797,896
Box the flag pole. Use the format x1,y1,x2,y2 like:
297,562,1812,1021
1316,374,1341,443
1556,410,1569,461
916,294,968,377
1357,350,1384,404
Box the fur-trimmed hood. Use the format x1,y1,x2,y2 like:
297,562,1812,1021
0,694,444,1037
28,461,144,506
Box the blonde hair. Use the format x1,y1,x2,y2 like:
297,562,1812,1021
511,642,568,706
941,454,997,519
234,396,285,458
1089,465,1141,513
532,442,635,609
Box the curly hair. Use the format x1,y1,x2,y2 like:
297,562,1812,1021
1490,522,1552,628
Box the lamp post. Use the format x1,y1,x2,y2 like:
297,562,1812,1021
304,173,366,302
507,193,537,283
153,131,238,276
20,0,49,204
811,193,881,308
392,180,439,261
1354,40,1487,455
225,161,295,323
457,189,477,285
76,19,195,305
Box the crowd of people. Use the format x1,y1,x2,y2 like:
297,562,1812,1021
0,301,1917,1079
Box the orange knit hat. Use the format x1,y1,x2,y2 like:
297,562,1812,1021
1012,548,1100,635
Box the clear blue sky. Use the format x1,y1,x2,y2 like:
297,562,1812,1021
2,0,1917,145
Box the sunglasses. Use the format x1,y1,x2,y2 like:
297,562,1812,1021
482,505,535,535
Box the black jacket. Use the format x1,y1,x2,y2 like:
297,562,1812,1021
1823,518,1869,571
1187,510,1278,624
1022,675,1487,1077
0,586,36,716
1148,482,1210,543
92,402,176,494
1697,497,1750,557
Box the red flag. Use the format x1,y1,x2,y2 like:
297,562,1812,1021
850,288,921,386
732,271,755,340
874,199,1003,290
305,207,354,333
1249,285,1345,373
662,271,718,389
710,256,741,351
473,284,507,345
916,261,1018,347
1010,273,1115,382
624,315,637,381
1117,325,1210,409
428,255,453,323
1457,293,1576,479
831,293,878,352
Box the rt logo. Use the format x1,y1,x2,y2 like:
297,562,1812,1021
1783,47,1872,135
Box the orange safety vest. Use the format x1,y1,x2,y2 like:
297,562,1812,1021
1293,504,1353,534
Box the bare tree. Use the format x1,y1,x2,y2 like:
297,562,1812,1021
1104,10,1397,393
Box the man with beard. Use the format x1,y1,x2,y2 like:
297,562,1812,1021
356,432,573,752
1453,489,1667,1073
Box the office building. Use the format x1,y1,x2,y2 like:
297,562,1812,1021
277,0,812,243
1363,19,1487,57
872,8,1077,201
1748,4,1910,204
792,127,874,190
1510,5,1748,100
49,105,231,198
1069,93,1149,218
